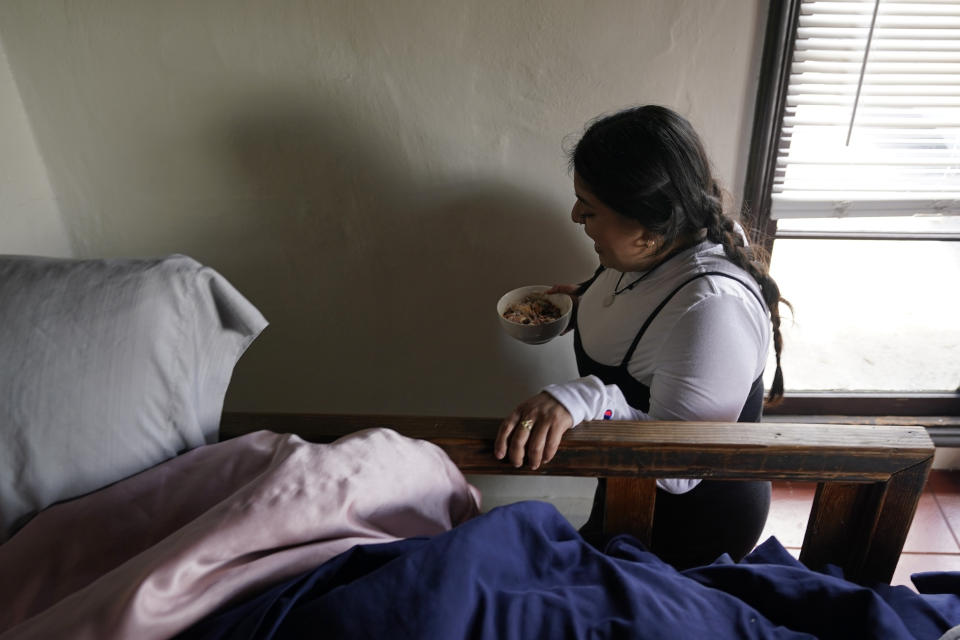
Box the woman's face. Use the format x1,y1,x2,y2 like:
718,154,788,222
571,173,655,272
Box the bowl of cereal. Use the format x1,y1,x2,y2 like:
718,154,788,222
496,285,573,345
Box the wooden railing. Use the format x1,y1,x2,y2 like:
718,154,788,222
220,412,935,585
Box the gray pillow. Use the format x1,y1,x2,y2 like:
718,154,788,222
0,254,267,540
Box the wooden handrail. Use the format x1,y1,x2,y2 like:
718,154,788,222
220,412,935,585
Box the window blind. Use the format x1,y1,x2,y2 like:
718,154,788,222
772,0,960,218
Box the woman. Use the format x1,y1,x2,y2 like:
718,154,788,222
494,105,789,569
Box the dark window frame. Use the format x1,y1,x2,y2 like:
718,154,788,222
740,0,960,419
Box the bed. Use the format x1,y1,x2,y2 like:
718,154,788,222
1,254,957,640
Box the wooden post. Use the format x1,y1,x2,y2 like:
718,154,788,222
604,477,656,548
801,460,932,584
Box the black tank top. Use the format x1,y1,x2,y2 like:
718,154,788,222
573,270,766,422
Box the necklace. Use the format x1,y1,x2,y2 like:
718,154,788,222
602,270,654,307
600,241,698,307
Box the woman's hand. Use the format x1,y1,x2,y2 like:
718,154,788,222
546,284,579,297
495,392,574,470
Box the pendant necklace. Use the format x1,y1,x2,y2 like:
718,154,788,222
601,245,683,307
602,270,654,307
600,240,699,307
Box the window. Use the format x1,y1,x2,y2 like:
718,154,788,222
742,0,960,418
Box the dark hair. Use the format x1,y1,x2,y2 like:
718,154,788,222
570,105,789,404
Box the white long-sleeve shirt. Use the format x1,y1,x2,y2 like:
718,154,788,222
543,241,771,493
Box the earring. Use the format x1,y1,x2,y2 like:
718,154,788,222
645,239,656,248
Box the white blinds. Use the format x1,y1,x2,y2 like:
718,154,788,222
772,0,960,218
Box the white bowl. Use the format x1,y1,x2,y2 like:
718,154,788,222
496,285,573,345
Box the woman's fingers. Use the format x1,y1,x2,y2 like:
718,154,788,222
525,420,549,470
496,406,534,467
546,284,578,295
494,411,520,460
507,413,536,468
542,420,570,466
496,394,575,469
525,416,573,470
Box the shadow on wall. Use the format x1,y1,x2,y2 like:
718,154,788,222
199,91,592,416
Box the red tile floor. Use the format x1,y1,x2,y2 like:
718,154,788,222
760,469,960,590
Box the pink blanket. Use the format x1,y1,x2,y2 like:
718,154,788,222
0,429,481,639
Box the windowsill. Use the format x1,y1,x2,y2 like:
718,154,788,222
765,390,960,447
763,414,960,447
766,392,960,416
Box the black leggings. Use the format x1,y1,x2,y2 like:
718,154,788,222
581,478,771,570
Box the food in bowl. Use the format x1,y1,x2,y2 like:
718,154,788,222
501,292,563,326
497,285,573,345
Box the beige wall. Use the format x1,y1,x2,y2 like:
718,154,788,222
0,1,765,417
0,30,72,257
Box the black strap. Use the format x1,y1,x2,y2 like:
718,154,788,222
574,265,606,296
620,271,765,367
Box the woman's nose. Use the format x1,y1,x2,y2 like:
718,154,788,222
571,204,582,224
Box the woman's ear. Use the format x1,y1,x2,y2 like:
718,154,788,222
632,232,657,249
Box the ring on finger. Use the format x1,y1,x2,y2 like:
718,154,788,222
520,419,534,431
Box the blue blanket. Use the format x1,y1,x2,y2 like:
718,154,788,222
179,501,960,639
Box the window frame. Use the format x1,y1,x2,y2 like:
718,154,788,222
740,0,960,421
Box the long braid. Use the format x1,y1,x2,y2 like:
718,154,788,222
703,182,790,405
